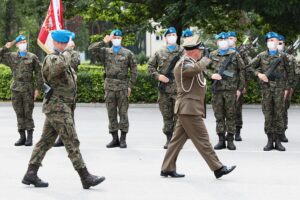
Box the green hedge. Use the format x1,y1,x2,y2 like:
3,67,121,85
1,64,300,103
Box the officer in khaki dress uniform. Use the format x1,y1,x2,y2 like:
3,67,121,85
160,35,236,179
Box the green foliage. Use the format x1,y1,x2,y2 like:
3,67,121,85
136,52,149,65
0,65,12,100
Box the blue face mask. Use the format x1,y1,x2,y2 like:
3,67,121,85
18,52,27,57
268,50,278,56
113,46,121,54
167,45,176,53
218,49,229,56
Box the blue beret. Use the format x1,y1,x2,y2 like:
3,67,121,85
111,29,123,37
227,31,237,38
265,32,279,41
278,34,285,41
182,28,193,38
15,35,26,43
51,30,73,43
164,27,177,36
215,32,229,40
71,32,75,40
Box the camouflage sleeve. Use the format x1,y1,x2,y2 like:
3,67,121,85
147,52,160,80
239,49,252,66
236,53,246,91
88,41,108,63
128,52,138,88
285,55,295,90
33,55,43,90
71,50,81,72
247,54,262,76
45,49,72,80
0,46,14,67
182,57,211,77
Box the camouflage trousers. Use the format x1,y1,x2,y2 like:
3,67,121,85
283,95,291,131
235,93,244,128
261,87,285,135
11,90,34,130
158,92,177,135
212,91,236,134
105,89,129,133
29,111,86,170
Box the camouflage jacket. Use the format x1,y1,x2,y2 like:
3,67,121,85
148,45,183,94
248,51,294,90
0,46,43,92
71,50,81,72
207,49,246,91
88,41,137,91
286,53,298,89
42,48,77,114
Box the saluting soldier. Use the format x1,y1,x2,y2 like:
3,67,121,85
248,32,294,151
207,32,246,151
54,32,81,147
88,29,137,148
22,30,105,189
0,35,42,146
148,27,184,149
160,35,236,179
227,31,252,141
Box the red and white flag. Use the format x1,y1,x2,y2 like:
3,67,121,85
37,0,64,54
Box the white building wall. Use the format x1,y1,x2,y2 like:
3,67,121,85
146,32,166,57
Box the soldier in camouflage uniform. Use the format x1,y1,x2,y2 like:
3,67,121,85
277,34,298,143
248,32,294,151
54,32,81,147
22,30,105,189
207,32,246,151
227,31,252,141
0,35,42,146
148,27,184,149
88,29,137,149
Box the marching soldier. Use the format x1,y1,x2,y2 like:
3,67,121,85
227,31,252,141
148,27,183,149
208,32,246,150
0,35,42,146
54,32,81,147
277,34,297,143
248,32,294,151
160,35,236,179
22,30,105,189
88,29,137,148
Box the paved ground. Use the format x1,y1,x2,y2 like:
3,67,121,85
0,103,300,200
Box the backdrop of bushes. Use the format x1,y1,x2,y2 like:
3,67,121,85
1,64,300,104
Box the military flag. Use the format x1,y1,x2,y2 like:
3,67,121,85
37,0,64,54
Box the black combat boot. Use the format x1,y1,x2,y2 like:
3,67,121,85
25,129,33,146
53,137,64,147
235,126,242,141
274,134,286,151
214,133,226,150
263,133,274,151
214,165,236,179
22,164,49,187
280,132,288,143
77,167,105,189
15,129,26,146
160,171,185,178
163,132,172,149
120,131,127,148
106,131,120,148
227,133,236,150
